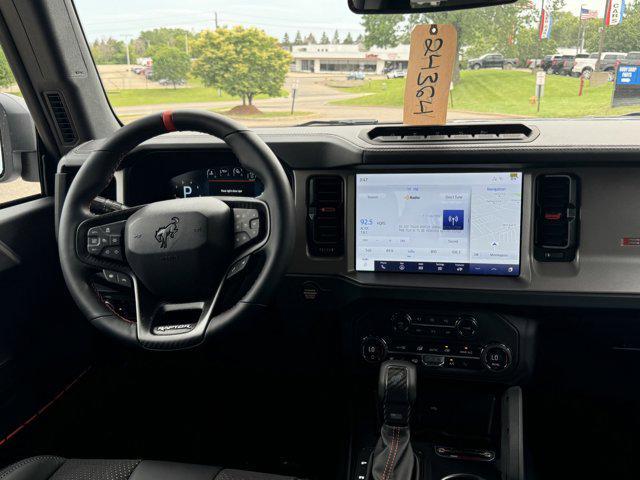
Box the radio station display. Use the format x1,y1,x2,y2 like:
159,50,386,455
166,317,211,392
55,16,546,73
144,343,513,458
355,172,523,277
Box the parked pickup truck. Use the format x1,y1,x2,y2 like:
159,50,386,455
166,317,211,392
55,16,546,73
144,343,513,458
616,51,640,69
572,52,627,79
467,53,518,70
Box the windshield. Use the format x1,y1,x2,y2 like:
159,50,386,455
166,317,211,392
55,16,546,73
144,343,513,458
73,0,640,126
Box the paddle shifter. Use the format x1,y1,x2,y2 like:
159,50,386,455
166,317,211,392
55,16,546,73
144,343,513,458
369,360,420,480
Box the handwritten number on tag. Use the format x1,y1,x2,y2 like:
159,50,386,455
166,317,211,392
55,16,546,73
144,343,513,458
403,24,456,125
423,38,443,55
413,35,444,115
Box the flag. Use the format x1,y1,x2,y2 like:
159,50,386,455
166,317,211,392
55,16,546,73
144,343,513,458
539,7,552,39
606,0,625,26
580,8,598,20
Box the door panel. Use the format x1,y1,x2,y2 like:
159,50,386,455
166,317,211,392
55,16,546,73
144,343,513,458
0,197,92,458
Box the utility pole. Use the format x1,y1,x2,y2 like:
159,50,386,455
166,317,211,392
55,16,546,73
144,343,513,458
214,12,219,29
537,0,544,66
123,34,132,66
577,4,584,54
185,34,189,55
597,0,610,69
290,79,299,115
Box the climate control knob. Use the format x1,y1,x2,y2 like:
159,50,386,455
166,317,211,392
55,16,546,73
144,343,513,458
391,312,412,333
361,336,388,364
456,316,478,338
482,344,512,372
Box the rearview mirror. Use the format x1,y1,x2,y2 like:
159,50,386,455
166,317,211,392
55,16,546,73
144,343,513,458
0,93,38,183
348,0,516,13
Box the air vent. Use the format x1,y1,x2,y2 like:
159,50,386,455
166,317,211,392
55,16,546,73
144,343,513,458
44,92,77,145
365,124,535,144
534,174,579,262
307,176,344,257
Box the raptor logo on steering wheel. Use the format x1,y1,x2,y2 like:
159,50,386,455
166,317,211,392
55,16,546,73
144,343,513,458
155,217,179,248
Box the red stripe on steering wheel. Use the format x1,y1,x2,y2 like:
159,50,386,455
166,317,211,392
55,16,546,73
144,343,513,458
162,110,177,132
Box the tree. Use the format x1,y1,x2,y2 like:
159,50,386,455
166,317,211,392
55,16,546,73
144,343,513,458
192,26,292,106
332,30,341,44
582,2,640,52
355,34,364,43
362,14,404,48
90,38,127,64
282,32,291,47
320,32,330,44
152,46,191,88
0,50,14,89
343,32,355,44
305,33,317,44
549,11,579,48
138,28,194,57
294,31,304,45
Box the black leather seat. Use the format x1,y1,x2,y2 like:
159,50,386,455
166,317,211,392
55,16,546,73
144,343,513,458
0,457,301,480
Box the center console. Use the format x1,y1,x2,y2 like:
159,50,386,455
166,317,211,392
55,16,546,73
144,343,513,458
345,301,533,480
360,309,522,379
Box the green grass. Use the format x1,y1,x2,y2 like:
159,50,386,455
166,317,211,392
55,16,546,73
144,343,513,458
117,108,311,124
107,86,286,108
211,109,312,118
332,70,640,118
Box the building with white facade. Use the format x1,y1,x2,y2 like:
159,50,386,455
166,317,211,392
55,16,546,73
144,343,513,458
290,43,410,75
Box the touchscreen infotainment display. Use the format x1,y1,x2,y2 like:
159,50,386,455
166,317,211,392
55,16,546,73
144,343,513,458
355,172,522,276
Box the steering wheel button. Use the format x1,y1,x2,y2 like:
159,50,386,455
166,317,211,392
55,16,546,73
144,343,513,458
228,256,250,278
235,232,251,247
103,270,118,283
101,247,123,261
250,218,260,230
88,227,100,237
109,235,121,246
116,273,132,288
88,237,100,246
88,245,102,254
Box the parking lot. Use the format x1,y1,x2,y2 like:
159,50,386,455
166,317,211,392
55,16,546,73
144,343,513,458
103,69,521,126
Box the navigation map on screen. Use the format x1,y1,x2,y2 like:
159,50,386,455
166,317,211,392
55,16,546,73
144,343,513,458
355,172,523,276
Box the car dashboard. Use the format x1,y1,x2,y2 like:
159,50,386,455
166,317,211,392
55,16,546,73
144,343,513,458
55,118,640,385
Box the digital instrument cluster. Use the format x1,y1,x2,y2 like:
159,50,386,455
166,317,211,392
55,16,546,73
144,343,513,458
171,166,262,198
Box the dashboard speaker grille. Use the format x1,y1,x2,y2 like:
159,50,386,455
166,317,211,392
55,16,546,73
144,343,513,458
307,175,344,257
44,91,77,145
534,174,579,262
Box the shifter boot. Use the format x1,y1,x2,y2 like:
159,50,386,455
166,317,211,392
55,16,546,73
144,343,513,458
370,424,420,480
369,360,420,480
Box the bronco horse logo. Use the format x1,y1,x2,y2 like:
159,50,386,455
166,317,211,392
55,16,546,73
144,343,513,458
155,217,179,249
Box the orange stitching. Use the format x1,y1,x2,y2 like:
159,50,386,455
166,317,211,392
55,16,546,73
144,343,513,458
387,427,400,480
381,426,399,480
380,428,393,480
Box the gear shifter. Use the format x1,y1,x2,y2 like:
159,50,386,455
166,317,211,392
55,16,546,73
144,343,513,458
369,360,420,480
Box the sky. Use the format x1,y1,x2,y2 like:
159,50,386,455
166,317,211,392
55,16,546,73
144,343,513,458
73,0,621,42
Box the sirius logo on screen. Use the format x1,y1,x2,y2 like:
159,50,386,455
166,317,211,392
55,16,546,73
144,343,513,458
443,210,464,230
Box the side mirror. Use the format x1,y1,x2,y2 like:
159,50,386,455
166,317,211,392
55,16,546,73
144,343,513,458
0,93,38,183
349,0,516,13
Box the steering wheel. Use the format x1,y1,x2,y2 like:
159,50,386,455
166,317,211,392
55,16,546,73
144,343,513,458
58,110,295,350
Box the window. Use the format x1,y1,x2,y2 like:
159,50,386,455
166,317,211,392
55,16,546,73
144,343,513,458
73,0,640,123
0,46,41,206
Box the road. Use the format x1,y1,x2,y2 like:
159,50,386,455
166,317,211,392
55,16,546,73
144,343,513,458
113,73,514,126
